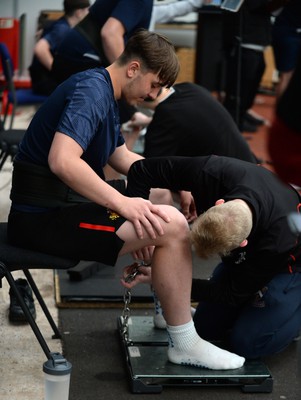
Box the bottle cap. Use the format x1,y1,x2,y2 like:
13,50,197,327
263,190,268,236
43,353,72,376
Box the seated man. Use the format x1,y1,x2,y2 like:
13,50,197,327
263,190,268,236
7,30,243,371
129,82,258,163
52,0,153,84
29,0,90,95
52,0,153,125
125,155,301,359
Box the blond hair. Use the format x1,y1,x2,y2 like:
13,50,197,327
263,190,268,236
190,201,252,259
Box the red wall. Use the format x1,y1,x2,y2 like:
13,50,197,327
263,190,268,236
0,18,20,73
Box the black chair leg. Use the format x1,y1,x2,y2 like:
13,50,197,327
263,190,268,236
3,100,9,127
9,104,16,130
23,269,62,339
0,261,52,360
0,152,9,171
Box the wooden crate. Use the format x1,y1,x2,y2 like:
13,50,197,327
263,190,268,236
175,47,196,83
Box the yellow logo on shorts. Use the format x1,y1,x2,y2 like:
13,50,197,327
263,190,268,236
108,210,120,221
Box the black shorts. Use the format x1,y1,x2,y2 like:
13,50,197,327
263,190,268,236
8,181,127,266
272,24,301,72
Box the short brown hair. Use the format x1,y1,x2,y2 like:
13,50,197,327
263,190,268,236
64,0,90,15
190,201,252,259
117,29,180,87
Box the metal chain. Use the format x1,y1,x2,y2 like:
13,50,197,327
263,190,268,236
121,262,140,341
121,261,151,342
121,287,132,341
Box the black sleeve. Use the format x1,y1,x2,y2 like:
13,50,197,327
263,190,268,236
191,274,263,307
126,156,207,198
191,269,256,306
191,254,286,306
144,106,179,157
191,272,266,307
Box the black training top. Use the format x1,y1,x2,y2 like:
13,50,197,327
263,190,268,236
126,155,301,306
144,82,257,163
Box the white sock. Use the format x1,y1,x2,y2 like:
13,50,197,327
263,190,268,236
167,320,245,370
152,288,167,329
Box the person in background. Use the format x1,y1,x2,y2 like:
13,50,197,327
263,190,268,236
221,0,287,133
268,49,301,187
272,0,301,99
7,30,244,371
128,82,258,163
149,0,210,31
29,0,90,96
125,155,301,359
52,0,153,85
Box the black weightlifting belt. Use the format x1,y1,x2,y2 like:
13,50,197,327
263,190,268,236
10,160,89,208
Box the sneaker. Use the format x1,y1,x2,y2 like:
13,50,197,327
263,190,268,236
9,278,36,323
245,111,265,126
239,118,258,133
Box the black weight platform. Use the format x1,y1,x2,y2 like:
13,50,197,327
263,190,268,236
56,254,153,306
117,316,273,394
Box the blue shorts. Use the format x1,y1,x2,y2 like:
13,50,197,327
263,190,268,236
193,263,301,358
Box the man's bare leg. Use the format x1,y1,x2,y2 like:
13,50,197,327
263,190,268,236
118,205,245,370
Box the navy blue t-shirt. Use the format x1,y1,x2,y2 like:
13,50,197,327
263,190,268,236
31,16,71,69
43,16,71,53
16,67,124,179
56,0,153,63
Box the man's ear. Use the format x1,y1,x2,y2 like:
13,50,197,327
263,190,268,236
215,199,225,206
239,239,248,248
127,61,140,78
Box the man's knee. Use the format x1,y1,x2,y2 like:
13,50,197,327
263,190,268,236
161,205,190,239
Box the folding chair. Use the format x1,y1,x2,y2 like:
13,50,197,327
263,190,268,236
0,222,78,361
0,118,25,172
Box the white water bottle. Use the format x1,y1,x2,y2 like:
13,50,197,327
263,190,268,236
43,353,72,400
